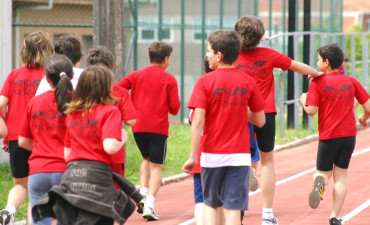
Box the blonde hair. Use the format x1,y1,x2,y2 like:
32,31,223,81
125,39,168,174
64,65,116,114
21,31,54,67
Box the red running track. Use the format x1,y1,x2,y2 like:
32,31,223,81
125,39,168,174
125,127,370,225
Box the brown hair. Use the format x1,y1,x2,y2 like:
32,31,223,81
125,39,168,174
234,16,265,51
21,31,54,67
64,66,116,114
86,46,115,70
44,54,74,114
148,41,173,63
208,30,241,65
54,34,83,65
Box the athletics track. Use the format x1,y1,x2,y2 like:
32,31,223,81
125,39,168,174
125,127,370,225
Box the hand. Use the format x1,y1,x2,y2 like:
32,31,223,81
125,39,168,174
2,141,9,152
182,158,197,174
307,71,324,80
359,114,368,127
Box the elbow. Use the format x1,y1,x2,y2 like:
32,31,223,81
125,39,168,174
125,119,136,126
254,118,266,128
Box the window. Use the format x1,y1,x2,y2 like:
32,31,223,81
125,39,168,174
138,17,173,42
192,17,236,43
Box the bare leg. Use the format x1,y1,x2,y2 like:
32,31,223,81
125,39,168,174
331,166,348,218
203,204,219,225
140,158,150,189
148,162,163,197
259,151,275,208
194,203,204,225
221,208,242,225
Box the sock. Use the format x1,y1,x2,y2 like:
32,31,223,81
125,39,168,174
5,205,16,215
140,187,148,198
145,195,155,209
262,208,274,218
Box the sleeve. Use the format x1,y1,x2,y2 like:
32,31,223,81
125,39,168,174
101,107,122,141
19,102,33,138
305,80,320,106
116,73,133,90
167,77,181,115
353,79,370,104
188,77,207,110
119,89,136,122
270,49,292,71
0,71,14,98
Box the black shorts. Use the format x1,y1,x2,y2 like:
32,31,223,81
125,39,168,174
133,132,167,164
254,113,276,152
9,140,31,178
316,136,356,171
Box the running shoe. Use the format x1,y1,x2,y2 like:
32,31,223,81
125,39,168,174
0,209,14,225
250,168,258,191
136,197,145,214
329,217,343,225
262,216,279,225
143,207,159,221
309,175,325,209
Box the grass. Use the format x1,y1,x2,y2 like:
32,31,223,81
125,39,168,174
0,118,322,221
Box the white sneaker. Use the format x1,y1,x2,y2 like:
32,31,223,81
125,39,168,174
0,209,14,225
262,216,278,225
143,207,159,221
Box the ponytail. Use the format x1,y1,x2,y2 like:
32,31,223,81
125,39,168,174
55,75,73,114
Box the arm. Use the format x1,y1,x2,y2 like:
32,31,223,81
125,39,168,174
64,147,71,161
103,128,128,155
18,136,33,151
359,99,370,127
290,60,321,79
248,110,265,128
0,96,9,119
300,93,319,116
124,119,136,126
168,80,181,115
182,108,205,174
0,118,7,138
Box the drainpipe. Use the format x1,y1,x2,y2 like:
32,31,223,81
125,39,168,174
14,0,53,68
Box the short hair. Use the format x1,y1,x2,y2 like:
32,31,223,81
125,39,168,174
317,43,344,70
148,41,173,64
234,16,265,51
44,54,74,114
86,46,115,70
21,31,54,68
54,34,83,65
65,65,116,114
208,30,241,65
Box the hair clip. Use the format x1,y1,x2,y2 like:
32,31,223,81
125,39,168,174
60,72,66,77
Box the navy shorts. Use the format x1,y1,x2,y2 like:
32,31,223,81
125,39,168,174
316,136,356,171
201,166,249,210
254,113,276,152
193,173,203,204
9,140,31,178
133,132,167,164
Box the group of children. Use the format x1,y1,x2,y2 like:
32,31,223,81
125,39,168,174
0,15,369,225
183,15,370,225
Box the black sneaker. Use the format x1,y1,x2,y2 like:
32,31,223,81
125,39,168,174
309,175,325,209
329,217,343,225
136,197,145,214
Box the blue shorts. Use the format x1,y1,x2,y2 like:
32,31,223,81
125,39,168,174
317,136,355,171
193,173,203,203
201,166,249,210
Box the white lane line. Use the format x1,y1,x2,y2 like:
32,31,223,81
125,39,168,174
178,147,370,225
342,199,370,223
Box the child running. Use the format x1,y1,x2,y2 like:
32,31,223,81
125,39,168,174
31,65,132,225
183,30,265,225
234,15,321,225
86,46,136,179
116,41,180,221
0,31,54,225
18,54,74,225
300,43,370,225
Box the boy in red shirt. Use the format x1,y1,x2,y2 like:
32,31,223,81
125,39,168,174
0,31,54,225
116,41,180,220
86,46,136,180
183,30,265,225
300,43,370,225
234,16,321,225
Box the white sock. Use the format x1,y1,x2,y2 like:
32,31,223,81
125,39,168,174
262,208,274,218
5,205,16,215
145,195,155,209
140,187,148,198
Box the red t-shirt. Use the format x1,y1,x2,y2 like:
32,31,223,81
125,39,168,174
111,86,137,164
19,91,66,175
188,68,265,157
234,47,292,114
116,65,181,136
306,72,370,140
0,66,44,141
64,104,122,165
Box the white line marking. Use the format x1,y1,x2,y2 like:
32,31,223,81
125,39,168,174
342,199,370,223
178,147,370,225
